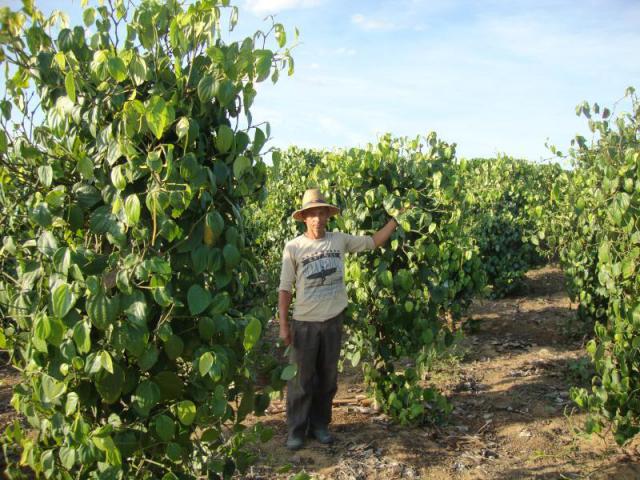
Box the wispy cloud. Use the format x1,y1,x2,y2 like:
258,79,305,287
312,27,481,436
351,13,397,32
244,0,323,15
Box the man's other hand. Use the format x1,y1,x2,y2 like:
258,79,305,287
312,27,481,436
279,321,292,346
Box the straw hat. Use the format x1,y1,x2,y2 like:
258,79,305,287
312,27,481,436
292,188,340,222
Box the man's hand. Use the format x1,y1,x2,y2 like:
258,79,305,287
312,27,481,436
279,321,292,346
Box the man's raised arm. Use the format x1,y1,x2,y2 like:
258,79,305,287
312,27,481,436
372,217,400,248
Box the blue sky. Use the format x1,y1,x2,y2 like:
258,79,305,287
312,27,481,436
3,0,640,164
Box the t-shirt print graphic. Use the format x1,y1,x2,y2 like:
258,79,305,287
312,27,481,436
301,249,343,300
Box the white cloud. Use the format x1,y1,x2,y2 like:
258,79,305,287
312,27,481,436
244,0,323,15
351,13,397,32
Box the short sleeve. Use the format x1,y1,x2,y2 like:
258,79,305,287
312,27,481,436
278,243,296,292
342,233,375,253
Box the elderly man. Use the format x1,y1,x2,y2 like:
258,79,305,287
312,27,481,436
278,188,401,450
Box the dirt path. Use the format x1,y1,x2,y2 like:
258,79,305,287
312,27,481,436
242,266,640,479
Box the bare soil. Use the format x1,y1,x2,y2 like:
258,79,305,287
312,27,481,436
241,266,640,479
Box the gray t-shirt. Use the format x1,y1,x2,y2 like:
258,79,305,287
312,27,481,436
279,231,375,322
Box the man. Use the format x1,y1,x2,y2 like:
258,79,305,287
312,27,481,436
278,188,402,450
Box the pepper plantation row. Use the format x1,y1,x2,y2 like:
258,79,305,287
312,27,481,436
0,0,638,479
246,89,640,447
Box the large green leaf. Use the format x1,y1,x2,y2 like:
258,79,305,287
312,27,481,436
280,364,297,381
72,320,91,354
197,75,216,103
129,55,147,86
175,400,196,426
215,125,234,153
155,415,175,442
124,194,141,226
95,363,124,404
59,446,76,470
87,292,121,330
107,57,127,82
198,352,214,376
243,316,261,351
164,334,184,360
39,373,67,404
65,72,76,102
31,202,52,227
51,282,76,318
233,155,251,178
132,380,161,417
146,96,175,140
187,284,211,315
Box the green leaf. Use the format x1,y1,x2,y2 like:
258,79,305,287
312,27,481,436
176,117,190,140
65,72,76,102
124,194,141,226
31,202,52,228
243,316,261,351
90,206,119,235
155,415,175,442
132,380,161,417
83,7,95,26
34,313,51,342
107,57,127,82
254,49,273,82
378,270,393,288
40,373,67,403
223,244,241,268
175,400,196,426
37,231,58,256
216,79,235,107
65,392,79,416
199,352,214,376
206,211,225,239
138,346,159,372
598,241,611,264
77,155,94,179
280,364,297,381
215,125,234,153
252,128,266,154
622,257,635,279
146,96,175,140
129,55,147,86
72,321,91,354
42,450,55,478
87,292,120,330
209,292,231,314
95,363,124,404
275,23,286,48
198,317,216,340
52,282,76,318
187,284,212,315
233,155,251,178
100,350,114,374
38,165,53,186
197,75,216,103
164,334,184,360
166,442,183,462
111,164,127,190
59,446,76,470
45,186,66,209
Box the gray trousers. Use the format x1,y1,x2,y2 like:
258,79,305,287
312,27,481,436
286,311,343,438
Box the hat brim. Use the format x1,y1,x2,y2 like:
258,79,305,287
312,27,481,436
292,203,340,222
